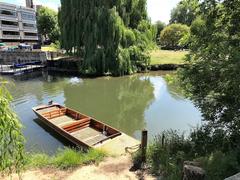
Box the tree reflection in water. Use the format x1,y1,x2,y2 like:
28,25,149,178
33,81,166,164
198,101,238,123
64,75,155,136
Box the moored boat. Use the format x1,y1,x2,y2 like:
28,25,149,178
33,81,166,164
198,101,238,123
32,103,140,155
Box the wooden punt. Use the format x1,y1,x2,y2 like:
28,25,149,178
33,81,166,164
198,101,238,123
32,103,140,155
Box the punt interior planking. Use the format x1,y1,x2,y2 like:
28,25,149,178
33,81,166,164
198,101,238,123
32,103,140,155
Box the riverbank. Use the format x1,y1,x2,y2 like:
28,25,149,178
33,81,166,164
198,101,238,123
150,50,188,65
47,50,188,75
4,155,154,180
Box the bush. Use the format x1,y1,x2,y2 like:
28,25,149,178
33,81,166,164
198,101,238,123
160,23,190,50
197,151,240,180
137,128,240,179
49,41,61,50
143,131,191,178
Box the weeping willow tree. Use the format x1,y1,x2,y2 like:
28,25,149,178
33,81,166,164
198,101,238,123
0,81,25,175
59,0,156,76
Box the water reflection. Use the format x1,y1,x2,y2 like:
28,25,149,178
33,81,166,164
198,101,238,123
64,75,155,136
4,71,201,153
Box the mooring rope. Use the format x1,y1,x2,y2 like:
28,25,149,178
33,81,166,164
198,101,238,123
125,144,141,153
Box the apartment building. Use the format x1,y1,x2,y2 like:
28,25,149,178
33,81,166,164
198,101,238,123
0,2,38,43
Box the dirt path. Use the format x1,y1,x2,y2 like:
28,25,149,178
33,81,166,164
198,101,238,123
5,155,155,180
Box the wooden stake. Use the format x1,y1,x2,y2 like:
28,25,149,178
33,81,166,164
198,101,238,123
141,129,148,163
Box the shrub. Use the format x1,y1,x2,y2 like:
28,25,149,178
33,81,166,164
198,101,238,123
144,131,191,178
138,128,240,179
197,151,240,180
160,23,190,50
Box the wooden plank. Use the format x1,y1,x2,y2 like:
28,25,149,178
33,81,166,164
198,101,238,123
62,118,91,130
91,132,122,146
37,106,60,114
63,121,90,132
71,127,102,142
85,134,107,146
68,124,90,133
96,133,140,156
42,108,66,116
51,116,75,126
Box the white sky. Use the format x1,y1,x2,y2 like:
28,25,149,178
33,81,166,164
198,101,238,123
147,0,181,23
1,0,181,24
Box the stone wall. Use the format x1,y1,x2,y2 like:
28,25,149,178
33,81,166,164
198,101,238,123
0,51,56,65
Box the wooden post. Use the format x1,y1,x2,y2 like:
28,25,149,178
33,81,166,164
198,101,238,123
141,129,148,163
162,133,165,146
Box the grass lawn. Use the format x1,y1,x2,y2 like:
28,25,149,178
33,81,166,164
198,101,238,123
150,50,188,65
41,46,58,52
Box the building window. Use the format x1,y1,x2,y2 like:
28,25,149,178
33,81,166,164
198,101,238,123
21,12,35,21
23,23,36,28
1,20,18,26
0,9,17,17
3,31,19,35
24,32,37,36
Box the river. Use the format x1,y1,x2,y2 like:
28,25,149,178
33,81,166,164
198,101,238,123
5,71,202,154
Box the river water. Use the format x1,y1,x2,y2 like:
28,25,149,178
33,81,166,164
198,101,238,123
5,71,202,154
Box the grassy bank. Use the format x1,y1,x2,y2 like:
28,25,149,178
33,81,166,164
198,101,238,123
150,50,188,65
25,148,106,169
133,130,240,180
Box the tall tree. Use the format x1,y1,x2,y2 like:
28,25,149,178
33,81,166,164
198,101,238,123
59,0,155,76
179,0,240,146
37,7,60,42
170,0,199,26
0,81,25,174
154,21,166,44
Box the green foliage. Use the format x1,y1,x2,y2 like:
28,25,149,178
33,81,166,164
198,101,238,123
197,151,240,180
0,80,25,174
160,24,190,50
26,148,106,169
59,0,154,76
26,154,49,168
154,21,166,44
37,7,60,42
50,41,61,50
146,131,191,178
170,0,199,26
139,129,240,179
178,0,240,146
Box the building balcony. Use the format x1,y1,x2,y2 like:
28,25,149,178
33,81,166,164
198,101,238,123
21,19,36,24
2,34,21,40
1,24,19,31
23,26,38,33
0,14,18,21
23,36,38,41
23,26,37,31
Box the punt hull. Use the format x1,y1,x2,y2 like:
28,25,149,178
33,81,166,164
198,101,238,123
32,104,121,149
